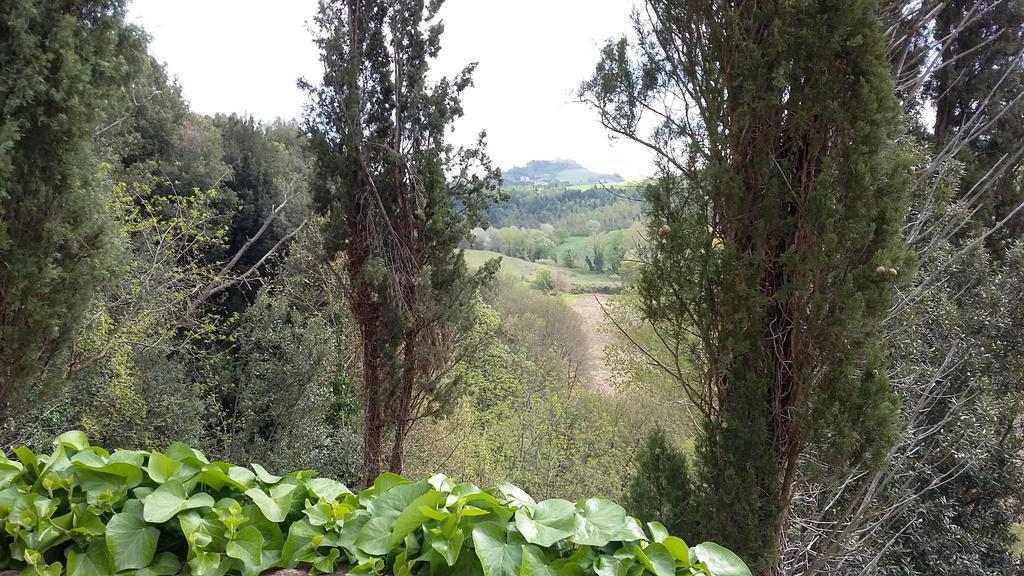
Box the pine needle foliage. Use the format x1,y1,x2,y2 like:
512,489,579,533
0,0,141,410
303,0,504,485
626,428,692,537
583,1,913,571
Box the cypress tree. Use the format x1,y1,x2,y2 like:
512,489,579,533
584,0,911,571
0,0,139,409
304,0,502,485
625,427,692,536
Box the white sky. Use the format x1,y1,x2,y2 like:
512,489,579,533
128,0,654,180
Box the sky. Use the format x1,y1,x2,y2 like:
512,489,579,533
127,1,655,180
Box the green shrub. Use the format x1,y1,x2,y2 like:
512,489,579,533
0,432,750,576
626,428,692,536
530,269,555,292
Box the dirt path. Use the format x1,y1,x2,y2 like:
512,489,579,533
569,293,617,394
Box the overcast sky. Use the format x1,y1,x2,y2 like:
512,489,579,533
127,1,654,179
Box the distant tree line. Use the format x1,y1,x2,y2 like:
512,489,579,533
488,185,644,235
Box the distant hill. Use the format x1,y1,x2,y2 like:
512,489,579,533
504,159,623,186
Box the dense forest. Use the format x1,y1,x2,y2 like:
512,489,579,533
1,0,1023,575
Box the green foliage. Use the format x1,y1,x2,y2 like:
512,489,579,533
530,269,556,292
213,223,361,484
929,0,1024,249
0,9,330,460
489,185,644,236
1011,524,1024,559
560,250,577,270
0,432,750,576
584,0,912,570
479,227,558,262
0,0,141,408
305,0,504,481
464,251,618,294
626,428,691,538
863,207,1024,573
407,284,640,501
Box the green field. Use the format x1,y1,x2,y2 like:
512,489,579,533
555,235,593,260
464,249,620,293
554,228,632,261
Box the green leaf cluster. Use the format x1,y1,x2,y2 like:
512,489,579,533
0,432,749,576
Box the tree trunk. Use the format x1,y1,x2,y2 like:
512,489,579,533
932,6,955,150
389,326,416,474
357,297,386,487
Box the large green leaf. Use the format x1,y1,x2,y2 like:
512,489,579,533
281,518,321,568
75,467,128,502
314,548,341,574
197,463,252,492
14,446,39,473
165,442,209,467
244,482,298,523
142,479,215,523
242,503,285,546
693,543,752,576
187,549,226,576
228,466,257,488
593,555,630,576
307,477,351,502
146,451,183,484
367,479,429,518
521,545,557,576
66,538,114,576
179,510,227,549
472,522,523,576
497,483,536,507
634,543,675,576
129,552,181,576
336,509,370,550
355,514,394,555
647,522,669,543
622,517,648,542
105,500,159,571
573,498,627,546
428,526,466,567
71,503,106,536
251,463,282,484
515,499,575,547
391,489,446,545
71,451,144,488
662,536,690,566
54,431,90,451
226,525,264,566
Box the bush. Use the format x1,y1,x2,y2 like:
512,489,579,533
0,432,751,576
530,269,555,292
626,427,692,536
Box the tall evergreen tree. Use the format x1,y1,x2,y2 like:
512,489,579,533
931,0,1024,249
584,1,911,572
0,0,140,409
304,0,502,485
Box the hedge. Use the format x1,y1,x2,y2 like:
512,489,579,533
0,432,751,576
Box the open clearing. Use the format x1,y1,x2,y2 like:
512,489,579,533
568,293,617,394
464,249,620,292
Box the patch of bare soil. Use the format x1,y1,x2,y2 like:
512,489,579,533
569,293,617,394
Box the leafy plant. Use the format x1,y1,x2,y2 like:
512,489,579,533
0,432,750,576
